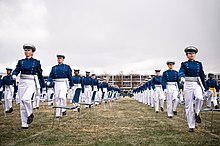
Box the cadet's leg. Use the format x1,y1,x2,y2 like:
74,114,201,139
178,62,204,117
194,85,203,116
20,100,28,128
184,82,195,129
167,92,173,117
154,90,159,112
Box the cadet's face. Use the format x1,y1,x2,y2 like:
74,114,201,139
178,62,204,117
57,57,64,64
155,72,160,76
6,71,11,75
74,72,79,75
168,64,174,69
186,52,196,60
24,49,33,57
86,73,90,76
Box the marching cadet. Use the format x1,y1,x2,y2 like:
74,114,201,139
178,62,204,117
12,44,46,129
179,46,206,132
91,74,99,105
97,78,103,104
46,81,54,106
152,70,165,113
83,71,92,108
72,69,84,112
2,68,16,113
0,75,3,105
47,54,73,118
162,61,179,118
205,73,219,109
147,77,152,106
101,78,108,102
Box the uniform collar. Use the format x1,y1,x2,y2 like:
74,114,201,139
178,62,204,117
188,59,195,62
25,57,33,60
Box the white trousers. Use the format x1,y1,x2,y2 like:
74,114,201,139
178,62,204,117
166,84,179,117
184,81,203,129
18,78,35,127
84,86,92,107
47,88,54,105
33,93,40,109
206,90,218,107
150,89,154,108
147,89,151,105
154,86,165,112
103,88,108,101
4,86,14,111
54,81,68,117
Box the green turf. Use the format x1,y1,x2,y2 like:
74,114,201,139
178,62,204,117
0,97,219,146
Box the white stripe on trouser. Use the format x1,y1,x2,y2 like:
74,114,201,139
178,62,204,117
18,79,35,127
150,89,154,108
166,84,179,117
54,81,68,117
154,86,165,112
4,86,14,111
184,81,203,129
84,86,92,107
206,90,218,107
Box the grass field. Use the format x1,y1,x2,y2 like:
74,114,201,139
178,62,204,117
0,97,220,146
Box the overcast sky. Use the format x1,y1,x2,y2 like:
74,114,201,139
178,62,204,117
0,0,220,75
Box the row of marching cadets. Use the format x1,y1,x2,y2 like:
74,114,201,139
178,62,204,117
4,43,121,129
133,46,220,132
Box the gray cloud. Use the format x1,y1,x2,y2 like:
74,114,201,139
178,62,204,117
0,0,220,75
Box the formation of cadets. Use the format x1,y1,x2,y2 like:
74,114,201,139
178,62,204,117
132,46,220,132
0,44,219,133
0,44,121,129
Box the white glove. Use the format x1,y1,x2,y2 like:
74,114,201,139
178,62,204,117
46,82,50,86
180,77,185,83
164,89,168,93
12,75,17,80
0,87,3,92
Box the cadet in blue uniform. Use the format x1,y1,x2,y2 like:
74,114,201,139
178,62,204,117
12,44,46,129
101,78,108,102
179,46,206,132
0,75,3,105
2,68,16,113
91,74,99,105
205,73,219,109
83,71,92,108
47,55,73,118
46,81,54,106
152,70,165,113
162,61,179,118
72,69,84,112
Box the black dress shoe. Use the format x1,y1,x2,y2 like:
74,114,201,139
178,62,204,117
188,128,194,132
156,111,159,113
168,116,173,118
6,111,10,113
9,108,13,113
62,111,67,116
195,114,201,123
215,105,219,109
56,116,61,119
173,111,177,115
77,108,80,112
21,127,28,129
161,107,164,112
27,113,34,124
36,107,39,110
